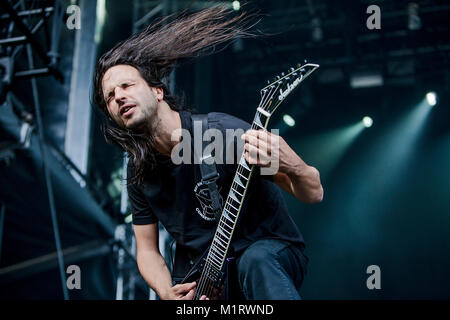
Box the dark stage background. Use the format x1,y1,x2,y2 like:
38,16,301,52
0,0,449,300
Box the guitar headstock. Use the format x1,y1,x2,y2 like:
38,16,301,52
258,61,320,117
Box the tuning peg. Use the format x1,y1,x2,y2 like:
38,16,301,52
290,67,295,72
304,59,308,64
281,72,285,76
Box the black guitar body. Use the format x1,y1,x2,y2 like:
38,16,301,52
180,248,244,300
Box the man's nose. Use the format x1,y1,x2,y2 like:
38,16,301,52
114,87,127,104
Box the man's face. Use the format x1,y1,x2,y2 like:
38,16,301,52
101,65,161,130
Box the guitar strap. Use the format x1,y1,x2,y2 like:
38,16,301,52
192,114,223,222
172,114,223,283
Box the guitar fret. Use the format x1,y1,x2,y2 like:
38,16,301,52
239,165,251,174
214,239,227,252
231,187,243,197
210,244,225,258
210,253,224,265
234,176,245,188
219,223,232,235
214,238,228,250
252,122,265,130
221,225,233,237
220,222,233,234
221,214,234,226
211,246,225,259
214,235,227,245
233,183,245,195
239,158,250,171
227,201,239,212
229,190,241,203
228,197,240,208
236,171,248,181
217,228,230,241
224,208,236,218
208,249,220,265
207,256,222,270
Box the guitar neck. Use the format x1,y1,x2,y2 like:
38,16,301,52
203,109,271,276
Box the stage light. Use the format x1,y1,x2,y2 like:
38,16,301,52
291,121,366,180
363,116,373,128
426,92,437,107
350,72,383,88
283,114,296,127
232,1,240,11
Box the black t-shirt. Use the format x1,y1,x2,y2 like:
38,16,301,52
128,111,305,262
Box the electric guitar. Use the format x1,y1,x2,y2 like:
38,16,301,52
181,61,320,300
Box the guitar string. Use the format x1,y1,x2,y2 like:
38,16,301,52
209,81,280,259
196,80,283,299
209,80,282,254
200,264,216,299
198,121,264,300
196,82,281,299
195,86,274,299
202,81,283,299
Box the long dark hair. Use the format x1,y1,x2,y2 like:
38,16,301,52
93,5,260,185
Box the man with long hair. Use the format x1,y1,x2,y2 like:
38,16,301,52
94,6,323,300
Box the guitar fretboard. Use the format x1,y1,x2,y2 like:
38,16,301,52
202,109,271,281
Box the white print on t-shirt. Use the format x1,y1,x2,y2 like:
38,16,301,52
194,181,224,221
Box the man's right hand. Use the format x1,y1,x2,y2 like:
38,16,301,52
161,281,209,300
164,281,196,300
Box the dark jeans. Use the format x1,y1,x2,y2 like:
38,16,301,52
236,239,308,300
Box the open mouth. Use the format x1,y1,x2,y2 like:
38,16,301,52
120,105,136,117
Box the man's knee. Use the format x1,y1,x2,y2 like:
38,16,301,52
235,240,301,299
238,245,273,273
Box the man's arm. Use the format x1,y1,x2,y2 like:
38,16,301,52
133,223,199,300
242,129,323,203
273,167,323,204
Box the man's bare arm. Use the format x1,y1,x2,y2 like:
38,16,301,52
242,129,323,203
133,223,197,300
273,168,323,204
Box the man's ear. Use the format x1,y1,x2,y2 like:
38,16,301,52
152,87,164,101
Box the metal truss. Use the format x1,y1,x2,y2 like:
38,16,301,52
0,0,68,299
113,223,151,300
0,0,64,85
